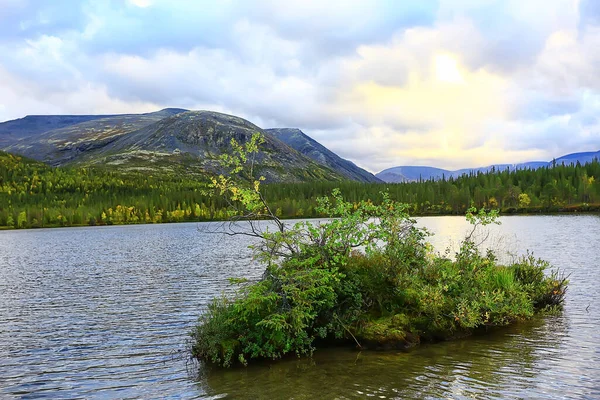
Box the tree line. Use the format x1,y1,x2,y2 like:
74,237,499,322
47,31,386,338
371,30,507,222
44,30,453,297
0,152,228,228
1,151,598,229
262,159,600,216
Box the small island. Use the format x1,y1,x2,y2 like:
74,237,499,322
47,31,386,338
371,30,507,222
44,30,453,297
191,134,568,367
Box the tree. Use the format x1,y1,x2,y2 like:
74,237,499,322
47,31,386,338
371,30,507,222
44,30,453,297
518,193,531,208
206,132,289,256
6,213,14,228
17,211,27,228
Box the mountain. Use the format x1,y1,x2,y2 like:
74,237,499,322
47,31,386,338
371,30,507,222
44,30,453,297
555,151,600,166
377,150,600,183
1,109,347,182
9,106,594,185
265,128,382,183
1,108,384,182
376,166,450,183
0,108,187,147
0,114,114,147
3,108,188,165
81,110,344,182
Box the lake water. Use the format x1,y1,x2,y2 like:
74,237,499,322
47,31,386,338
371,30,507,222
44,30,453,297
0,216,598,399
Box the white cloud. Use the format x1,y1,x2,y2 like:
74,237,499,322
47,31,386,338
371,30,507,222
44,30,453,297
0,65,158,121
0,0,599,173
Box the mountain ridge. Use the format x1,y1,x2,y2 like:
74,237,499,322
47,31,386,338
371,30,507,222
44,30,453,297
265,128,381,183
376,150,600,182
3,108,598,184
83,110,343,182
4,108,188,165
0,109,348,183
0,108,189,148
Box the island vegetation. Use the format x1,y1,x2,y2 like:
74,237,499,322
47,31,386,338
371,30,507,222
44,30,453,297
190,134,569,367
0,149,598,229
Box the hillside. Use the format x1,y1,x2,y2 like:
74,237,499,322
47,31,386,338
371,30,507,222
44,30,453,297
3,108,188,165
0,114,114,147
61,110,345,182
0,109,370,183
377,150,600,182
0,150,217,228
4,107,597,185
3,149,598,229
266,128,381,183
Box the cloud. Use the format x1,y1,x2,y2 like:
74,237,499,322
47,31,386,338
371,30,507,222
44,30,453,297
0,65,158,122
437,0,579,71
0,0,598,173
0,0,86,43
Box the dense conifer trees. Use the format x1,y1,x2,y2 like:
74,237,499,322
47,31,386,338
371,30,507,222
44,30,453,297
1,151,598,229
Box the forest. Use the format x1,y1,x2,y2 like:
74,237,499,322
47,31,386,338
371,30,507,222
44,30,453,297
1,151,599,229
262,159,600,217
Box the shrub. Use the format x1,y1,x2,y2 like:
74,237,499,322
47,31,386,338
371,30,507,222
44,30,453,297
191,134,568,367
513,253,568,309
191,195,568,366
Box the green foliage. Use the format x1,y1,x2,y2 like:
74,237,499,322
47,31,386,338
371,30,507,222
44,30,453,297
192,256,344,366
0,151,226,229
191,141,569,367
260,158,600,216
512,253,569,309
208,133,268,218
465,205,500,227
192,193,568,366
1,150,599,230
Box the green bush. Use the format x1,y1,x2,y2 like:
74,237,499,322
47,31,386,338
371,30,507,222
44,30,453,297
191,194,568,367
513,254,569,309
191,135,568,367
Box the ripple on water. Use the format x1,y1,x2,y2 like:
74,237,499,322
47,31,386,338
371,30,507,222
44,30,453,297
0,216,599,399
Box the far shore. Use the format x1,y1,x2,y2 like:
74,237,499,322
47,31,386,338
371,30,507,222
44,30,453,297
1,207,599,231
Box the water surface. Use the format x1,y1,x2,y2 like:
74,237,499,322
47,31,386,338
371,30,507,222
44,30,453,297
0,216,598,399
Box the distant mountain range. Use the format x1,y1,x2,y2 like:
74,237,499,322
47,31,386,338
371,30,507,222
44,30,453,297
0,109,379,183
376,151,600,182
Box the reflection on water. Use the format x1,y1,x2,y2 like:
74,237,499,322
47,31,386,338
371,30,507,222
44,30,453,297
200,316,570,399
1,216,599,399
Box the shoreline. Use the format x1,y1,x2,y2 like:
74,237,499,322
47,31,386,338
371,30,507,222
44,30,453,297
1,207,599,231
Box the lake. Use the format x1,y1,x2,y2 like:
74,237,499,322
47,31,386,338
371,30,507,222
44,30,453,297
0,215,598,399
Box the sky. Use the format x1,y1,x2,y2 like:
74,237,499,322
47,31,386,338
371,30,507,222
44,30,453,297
0,0,599,173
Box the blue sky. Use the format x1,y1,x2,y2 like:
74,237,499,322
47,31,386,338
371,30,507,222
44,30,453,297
0,0,599,172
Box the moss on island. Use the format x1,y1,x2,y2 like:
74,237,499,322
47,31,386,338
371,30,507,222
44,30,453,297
190,134,568,368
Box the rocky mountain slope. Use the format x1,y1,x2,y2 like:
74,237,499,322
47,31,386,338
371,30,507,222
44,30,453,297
1,109,347,182
265,128,381,183
3,108,187,165
0,115,112,148
8,107,594,185
82,111,343,182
